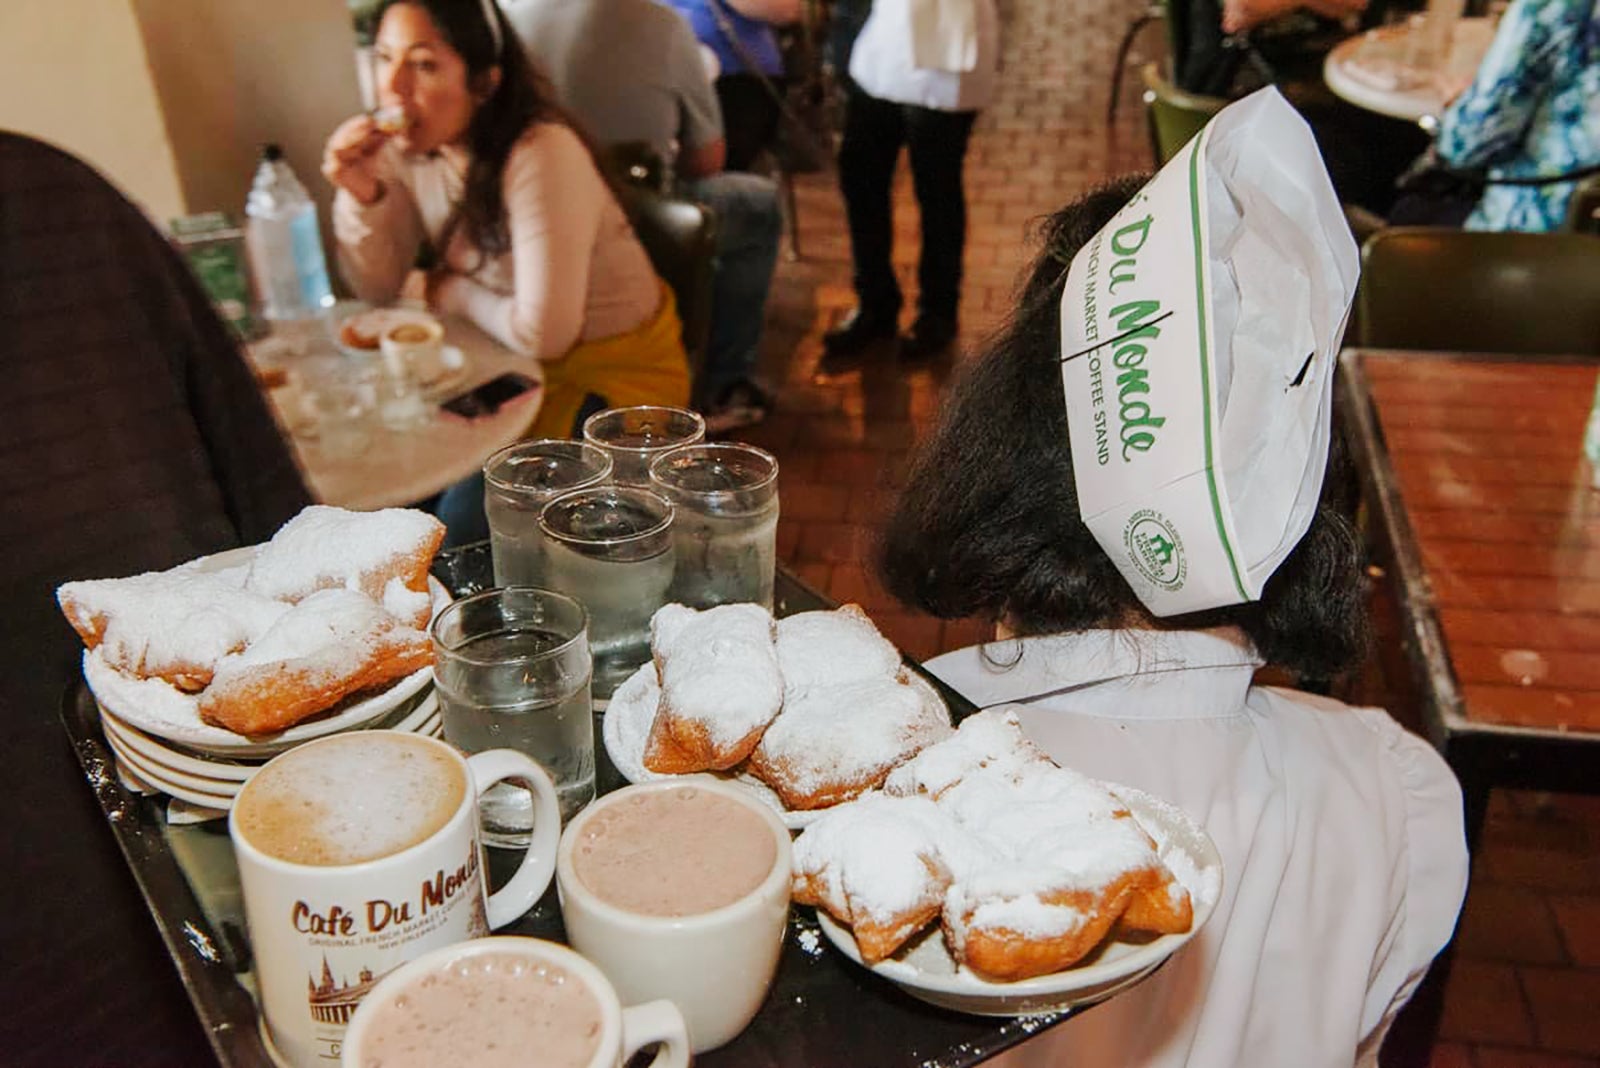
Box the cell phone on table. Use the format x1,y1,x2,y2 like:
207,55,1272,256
439,372,539,419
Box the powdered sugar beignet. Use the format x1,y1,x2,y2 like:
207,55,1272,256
749,671,952,809
775,605,901,691
643,603,783,773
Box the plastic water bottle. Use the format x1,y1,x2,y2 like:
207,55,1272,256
245,144,334,321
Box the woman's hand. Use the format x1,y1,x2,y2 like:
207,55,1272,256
321,115,388,204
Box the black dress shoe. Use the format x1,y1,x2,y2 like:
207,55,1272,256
899,315,958,361
821,306,900,357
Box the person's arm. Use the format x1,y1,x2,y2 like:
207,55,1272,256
1435,0,1560,169
725,0,804,24
330,144,426,305
665,5,728,178
431,126,603,360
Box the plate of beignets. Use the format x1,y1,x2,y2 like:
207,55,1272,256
63,505,448,756
795,710,1222,1016
601,602,953,829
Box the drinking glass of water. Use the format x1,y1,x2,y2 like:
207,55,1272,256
538,486,675,698
649,444,780,611
582,406,706,486
485,440,613,589
431,588,595,839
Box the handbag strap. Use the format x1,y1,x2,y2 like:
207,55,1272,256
706,0,833,167
1481,160,1600,187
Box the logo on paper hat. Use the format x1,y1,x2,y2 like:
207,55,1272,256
1124,510,1185,591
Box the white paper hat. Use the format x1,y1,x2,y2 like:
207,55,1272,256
1057,88,1359,617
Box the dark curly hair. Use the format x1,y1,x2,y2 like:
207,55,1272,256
876,177,1367,681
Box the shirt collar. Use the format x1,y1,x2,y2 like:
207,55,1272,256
925,627,1264,721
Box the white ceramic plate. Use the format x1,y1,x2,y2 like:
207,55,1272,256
601,661,951,831
82,546,449,758
813,786,1224,1016
330,302,438,357
100,690,440,782
417,344,469,400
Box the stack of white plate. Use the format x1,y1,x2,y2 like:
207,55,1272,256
96,689,442,810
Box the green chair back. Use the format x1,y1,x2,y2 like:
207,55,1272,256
1140,62,1226,165
1356,228,1600,356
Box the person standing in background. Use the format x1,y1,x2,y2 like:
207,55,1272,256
502,0,784,431
819,0,1000,373
664,0,803,173
1432,0,1599,232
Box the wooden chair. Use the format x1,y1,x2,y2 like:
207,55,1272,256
1356,228,1600,355
1140,62,1225,164
614,184,720,381
1108,2,1166,124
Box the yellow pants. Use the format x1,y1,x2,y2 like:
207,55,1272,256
528,286,691,439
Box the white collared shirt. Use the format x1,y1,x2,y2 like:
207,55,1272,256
924,629,1468,1068
847,0,1000,112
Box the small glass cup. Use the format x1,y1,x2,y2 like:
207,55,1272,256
431,588,595,838
293,353,378,458
649,444,780,611
485,440,614,589
582,406,706,486
538,487,675,698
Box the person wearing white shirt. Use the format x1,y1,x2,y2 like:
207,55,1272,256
819,0,1000,370
875,176,1470,1067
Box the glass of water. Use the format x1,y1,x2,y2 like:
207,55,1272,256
485,440,613,588
649,444,780,611
430,588,594,840
582,405,706,486
538,487,675,698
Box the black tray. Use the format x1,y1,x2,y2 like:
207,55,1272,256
60,544,1073,1067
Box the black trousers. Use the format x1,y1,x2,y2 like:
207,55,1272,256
838,86,978,323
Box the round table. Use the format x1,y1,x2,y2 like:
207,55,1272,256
257,311,543,509
1323,16,1494,123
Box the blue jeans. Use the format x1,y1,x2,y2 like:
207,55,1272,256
681,172,782,405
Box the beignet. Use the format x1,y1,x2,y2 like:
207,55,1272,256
774,604,901,691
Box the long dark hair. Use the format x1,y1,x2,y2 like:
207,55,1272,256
374,0,561,259
876,177,1368,681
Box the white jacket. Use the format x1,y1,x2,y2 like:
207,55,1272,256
848,0,1000,112
925,627,1469,1068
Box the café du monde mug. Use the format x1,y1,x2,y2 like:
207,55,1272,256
229,730,560,1068
340,936,690,1068
557,777,792,1052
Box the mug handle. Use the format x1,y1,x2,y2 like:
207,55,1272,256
464,749,560,929
620,1000,690,1068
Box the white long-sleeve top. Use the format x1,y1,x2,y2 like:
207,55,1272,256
332,122,660,359
923,627,1469,1068
848,0,1000,112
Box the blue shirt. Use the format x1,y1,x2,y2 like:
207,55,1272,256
1436,0,1600,232
660,0,785,76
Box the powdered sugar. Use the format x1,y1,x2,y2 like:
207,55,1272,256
776,606,902,691
244,505,443,603
650,603,783,747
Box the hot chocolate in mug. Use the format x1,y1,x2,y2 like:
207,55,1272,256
229,730,559,1068
340,936,690,1068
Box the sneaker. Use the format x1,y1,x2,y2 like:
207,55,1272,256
821,305,900,357
703,380,772,435
899,314,958,362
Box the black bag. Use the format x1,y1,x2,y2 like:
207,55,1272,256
1390,146,1600,227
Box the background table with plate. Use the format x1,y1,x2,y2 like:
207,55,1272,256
256,305,544,510
1324,16,1494,122
58,544,1219,1067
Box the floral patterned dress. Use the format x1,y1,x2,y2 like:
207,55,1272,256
1435,0,1600,232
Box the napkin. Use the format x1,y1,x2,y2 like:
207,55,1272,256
1057,88,1359,617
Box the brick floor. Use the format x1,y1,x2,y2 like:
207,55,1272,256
736,0,1600,1062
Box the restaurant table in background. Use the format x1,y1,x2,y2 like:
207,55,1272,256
1323,17,1494,122
1339,349,1600,846
254,313,543,511
53,546,1080,1068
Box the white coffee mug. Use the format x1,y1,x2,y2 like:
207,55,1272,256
557,777,792,1052
340,937,690,1068
378,315,445,384
230,731,560,1068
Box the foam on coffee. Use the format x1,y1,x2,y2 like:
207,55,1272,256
574,785,776,916
234,733,466,866
354,952,603,1068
